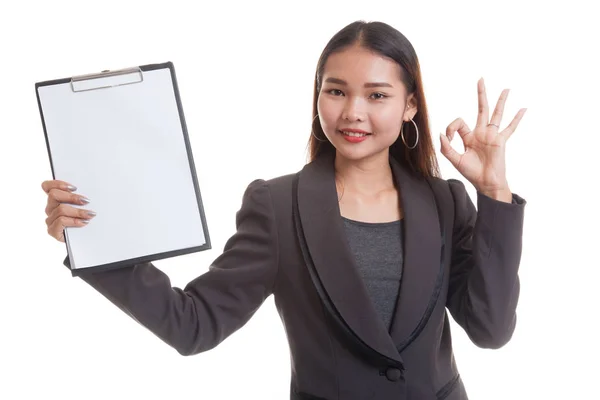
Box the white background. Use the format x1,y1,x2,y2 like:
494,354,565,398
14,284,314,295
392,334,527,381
1,0,598,399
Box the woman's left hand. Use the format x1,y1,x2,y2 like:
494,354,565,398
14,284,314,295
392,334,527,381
440,78,527,202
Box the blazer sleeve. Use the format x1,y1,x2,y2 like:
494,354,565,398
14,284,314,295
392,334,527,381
63,179,279,356
445,178,526,349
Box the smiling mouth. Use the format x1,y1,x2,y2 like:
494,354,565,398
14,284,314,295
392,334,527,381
338,130,372,137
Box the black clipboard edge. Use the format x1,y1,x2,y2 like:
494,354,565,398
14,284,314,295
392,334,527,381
163,61,213,263
64,242,210,277
35,62,212,275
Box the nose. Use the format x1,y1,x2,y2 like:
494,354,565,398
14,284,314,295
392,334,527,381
342,97,365,122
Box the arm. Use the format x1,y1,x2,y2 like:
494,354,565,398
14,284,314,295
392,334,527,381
65,179,279,356
445,178,526,349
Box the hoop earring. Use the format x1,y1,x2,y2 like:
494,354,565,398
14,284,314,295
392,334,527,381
311,114,328,142
400,118,419,149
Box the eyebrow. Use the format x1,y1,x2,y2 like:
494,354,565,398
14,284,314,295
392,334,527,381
324,77,393,88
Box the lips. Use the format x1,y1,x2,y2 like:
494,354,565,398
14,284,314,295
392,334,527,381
338,130,371,137
339,130,371,143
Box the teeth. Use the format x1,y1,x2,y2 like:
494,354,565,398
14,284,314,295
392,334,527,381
341,131,368,137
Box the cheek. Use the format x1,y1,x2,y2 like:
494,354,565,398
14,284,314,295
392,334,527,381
372,107,404,135
317,96,340,133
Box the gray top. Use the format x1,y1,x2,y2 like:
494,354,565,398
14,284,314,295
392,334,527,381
342,217,404,331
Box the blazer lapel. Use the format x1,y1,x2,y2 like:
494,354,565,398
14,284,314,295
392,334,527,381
388,157,443,351
295,152,402,364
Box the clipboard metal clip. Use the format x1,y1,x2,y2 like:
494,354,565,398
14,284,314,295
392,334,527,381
70,67,144,93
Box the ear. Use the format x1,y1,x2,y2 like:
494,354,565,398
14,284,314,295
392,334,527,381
404,93,418,121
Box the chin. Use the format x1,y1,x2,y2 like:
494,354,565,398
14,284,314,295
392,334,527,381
333,145,390,163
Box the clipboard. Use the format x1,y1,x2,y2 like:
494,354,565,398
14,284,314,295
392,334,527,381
36,62,211,276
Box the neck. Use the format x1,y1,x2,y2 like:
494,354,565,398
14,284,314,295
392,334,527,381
334,151,395,195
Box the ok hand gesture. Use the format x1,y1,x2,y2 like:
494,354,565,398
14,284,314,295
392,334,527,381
440,78,527,202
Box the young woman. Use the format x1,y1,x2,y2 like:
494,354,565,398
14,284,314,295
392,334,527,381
41,20,527,400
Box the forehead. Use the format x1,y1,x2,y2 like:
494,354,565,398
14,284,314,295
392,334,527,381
322,45,404,87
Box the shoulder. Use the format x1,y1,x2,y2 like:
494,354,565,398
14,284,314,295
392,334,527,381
428,176,467,194
240,171,299,213
425,175,469,209
424,176,477,235
245,172,297,194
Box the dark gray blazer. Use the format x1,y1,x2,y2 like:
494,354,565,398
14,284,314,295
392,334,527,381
68,152,526,399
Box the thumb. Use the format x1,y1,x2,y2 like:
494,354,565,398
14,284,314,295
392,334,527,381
439,133,461,168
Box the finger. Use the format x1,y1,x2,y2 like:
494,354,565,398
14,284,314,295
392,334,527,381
476,78,489,128
41,180,77,194
46,203,96,229
439,133,462,168
48,215,92,242
500,108,527,140
489,89,510,129
45,188,91,217
445,117,472,146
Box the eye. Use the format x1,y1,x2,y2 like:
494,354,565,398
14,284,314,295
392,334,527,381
370,92,387,100
326,89,344,96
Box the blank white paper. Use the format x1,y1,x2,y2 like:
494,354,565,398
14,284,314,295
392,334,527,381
38,67,206,270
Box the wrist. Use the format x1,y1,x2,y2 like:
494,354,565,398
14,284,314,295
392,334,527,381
480,187,513,203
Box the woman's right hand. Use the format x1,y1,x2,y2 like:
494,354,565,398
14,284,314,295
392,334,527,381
41,180,97,243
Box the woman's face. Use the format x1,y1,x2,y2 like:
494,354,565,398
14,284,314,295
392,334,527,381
317,45,417,162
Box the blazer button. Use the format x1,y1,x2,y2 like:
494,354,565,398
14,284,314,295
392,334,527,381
385,367,403,382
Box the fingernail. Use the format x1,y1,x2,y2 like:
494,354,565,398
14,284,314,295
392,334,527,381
81,220,90,224
67,185,77,191
80,197,90,204
87,211,97,217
